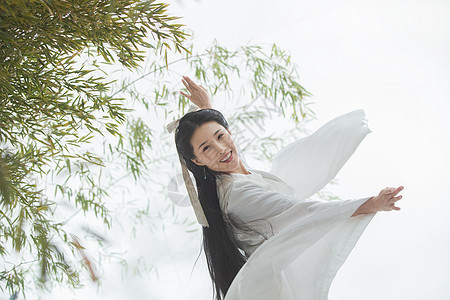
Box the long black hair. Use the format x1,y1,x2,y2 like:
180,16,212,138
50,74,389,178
175,109,247,300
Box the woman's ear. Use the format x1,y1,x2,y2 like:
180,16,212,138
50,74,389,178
191,158,205,166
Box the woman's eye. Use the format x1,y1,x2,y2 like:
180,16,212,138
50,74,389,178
203,146,210,152
218,133,224,139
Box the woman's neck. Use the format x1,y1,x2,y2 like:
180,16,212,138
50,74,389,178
234,161,251,175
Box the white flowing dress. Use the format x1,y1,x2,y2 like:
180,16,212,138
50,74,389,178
215,109,376,300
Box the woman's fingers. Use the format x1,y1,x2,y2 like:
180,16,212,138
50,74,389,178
392,195,402,202
182,78,192,92
180,90,191,100
390,186,404,195
388,187,403,211
373,185,405,212
382,186,404,196
181,77,200,98
183,76,199,90
182,76,205,98
180,76,212,109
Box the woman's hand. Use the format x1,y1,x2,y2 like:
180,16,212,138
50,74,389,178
180,76,212,109
352,186,404,216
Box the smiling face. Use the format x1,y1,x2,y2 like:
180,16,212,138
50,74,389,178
190,121,248,174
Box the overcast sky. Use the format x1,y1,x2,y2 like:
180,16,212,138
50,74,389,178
44,1,450,299
168,1,450,299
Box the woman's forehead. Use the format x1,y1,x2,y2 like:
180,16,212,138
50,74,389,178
191,121,225,145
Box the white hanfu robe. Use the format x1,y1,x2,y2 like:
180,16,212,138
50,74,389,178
216,109,376,300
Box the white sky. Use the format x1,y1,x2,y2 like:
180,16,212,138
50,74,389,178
43,0,450,299
169,0,450,299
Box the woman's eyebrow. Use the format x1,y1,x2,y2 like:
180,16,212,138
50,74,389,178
198,129,222,150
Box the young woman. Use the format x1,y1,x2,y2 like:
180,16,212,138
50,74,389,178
171,76,403,300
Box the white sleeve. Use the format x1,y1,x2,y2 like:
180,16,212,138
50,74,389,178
271,109,371,201
226,178,371,232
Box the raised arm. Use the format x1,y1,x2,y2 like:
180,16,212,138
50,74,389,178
180,76,212,109
225,177,372,233
225,178,404,233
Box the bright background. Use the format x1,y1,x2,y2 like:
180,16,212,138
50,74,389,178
46,0,450,299
168,0,450,299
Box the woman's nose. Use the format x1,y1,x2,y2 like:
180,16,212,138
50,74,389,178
214,142,226,154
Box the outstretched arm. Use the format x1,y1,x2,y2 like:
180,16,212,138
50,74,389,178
180,76,212,109
352,186,404,216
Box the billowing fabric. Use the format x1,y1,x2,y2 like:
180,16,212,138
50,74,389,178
216,109,376,300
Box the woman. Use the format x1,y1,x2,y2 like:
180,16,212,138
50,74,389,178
171,76,403,300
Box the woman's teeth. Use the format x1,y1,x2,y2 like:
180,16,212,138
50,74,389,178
220,152,232,162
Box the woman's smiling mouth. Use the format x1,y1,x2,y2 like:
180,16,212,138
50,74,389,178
220,151,233,163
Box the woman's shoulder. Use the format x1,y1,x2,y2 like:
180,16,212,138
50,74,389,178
216,170,279,211
216,174,234,212
216,172,256,208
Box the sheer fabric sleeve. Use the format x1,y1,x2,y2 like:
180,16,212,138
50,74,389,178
226,177,371,233
271,109,371,201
